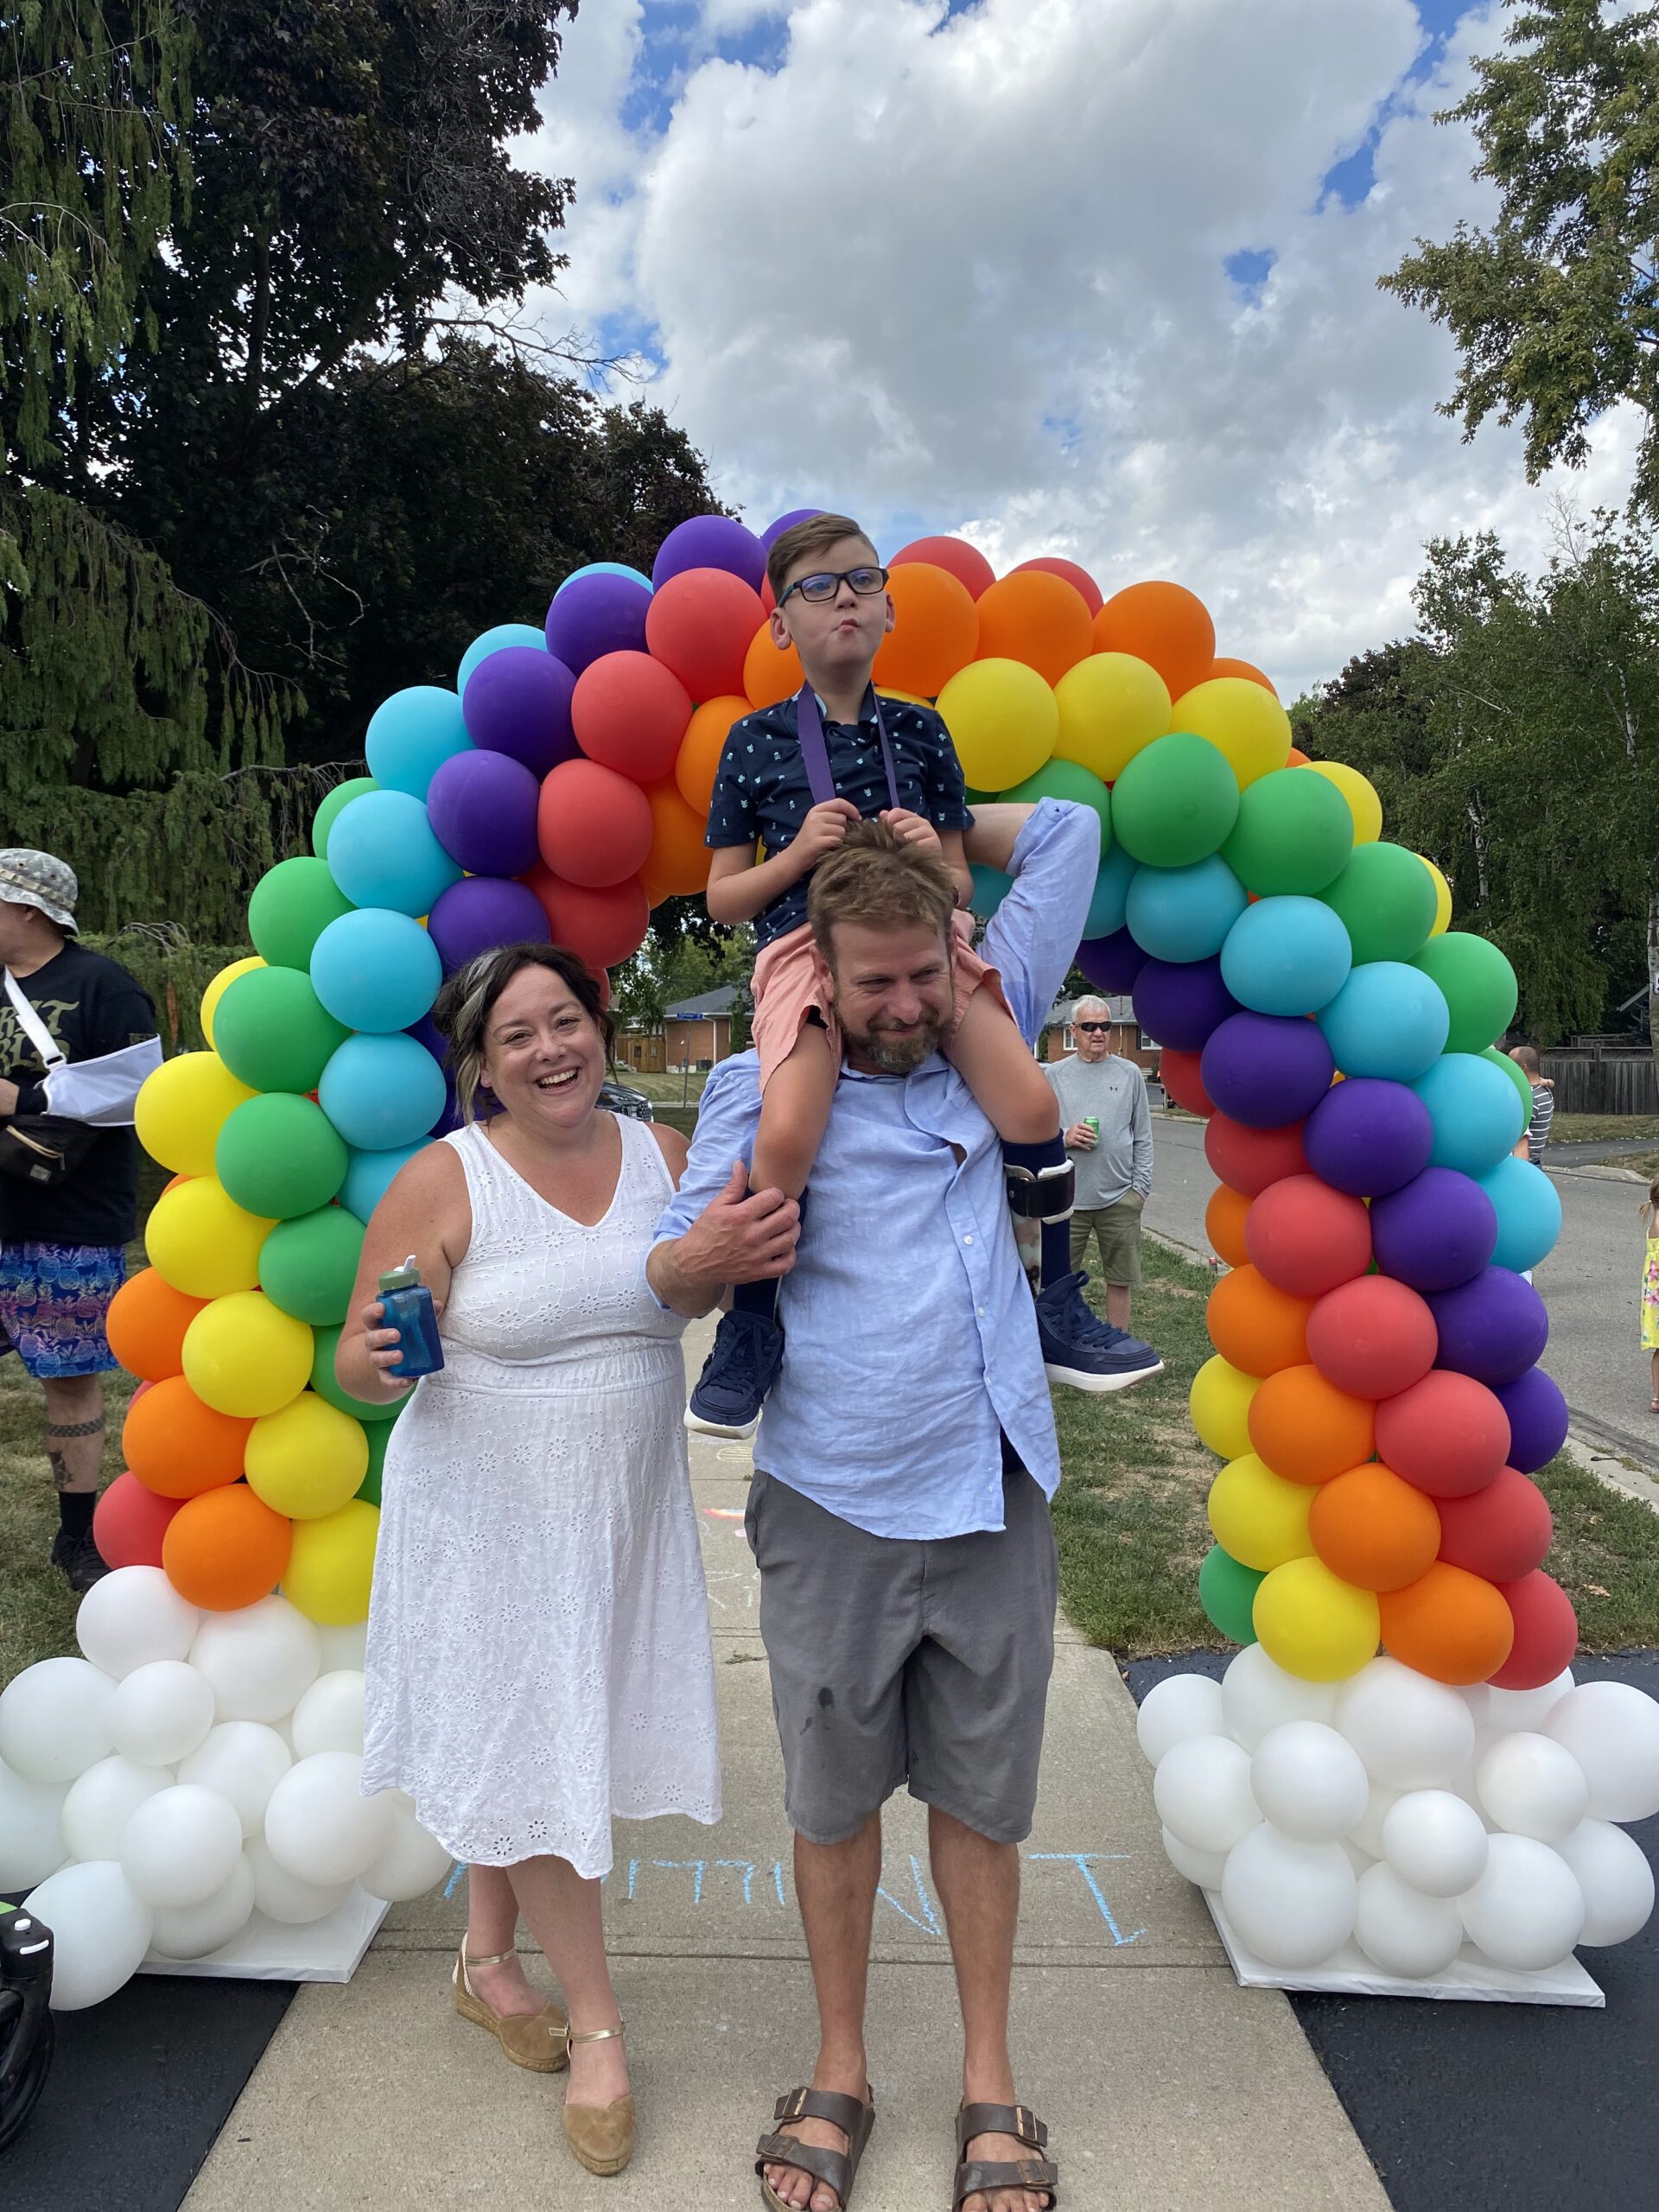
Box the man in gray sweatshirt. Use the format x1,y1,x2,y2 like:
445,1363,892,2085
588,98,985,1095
1043,995,1154,1333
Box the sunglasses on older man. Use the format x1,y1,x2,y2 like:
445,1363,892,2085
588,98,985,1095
1076,1020,1111,1033
777,564,890,608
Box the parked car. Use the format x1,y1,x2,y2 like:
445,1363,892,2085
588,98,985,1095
598,1077,654,1122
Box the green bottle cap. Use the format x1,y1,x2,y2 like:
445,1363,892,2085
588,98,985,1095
378,1253,423,1295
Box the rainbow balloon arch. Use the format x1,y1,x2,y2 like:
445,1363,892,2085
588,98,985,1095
3,509,1657,2011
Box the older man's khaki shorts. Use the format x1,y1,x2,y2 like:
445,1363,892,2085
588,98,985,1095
1070,1192,1144,1285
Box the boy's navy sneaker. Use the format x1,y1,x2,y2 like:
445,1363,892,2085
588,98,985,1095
685,1308,785,1439
1034,1270,1164,1393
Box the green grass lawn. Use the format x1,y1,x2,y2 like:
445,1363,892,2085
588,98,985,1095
1601,1151,1659,1183
1553,1115,1659,1146
622,1069,711,1104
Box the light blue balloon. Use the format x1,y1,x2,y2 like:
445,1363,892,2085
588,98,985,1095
1220,894,1353,1017
365,686,474,799
320,1035,448,1153
457,623,547,694
1413,1052,1527,1177
969,864,1013,919
555,561,652,597
1477,1154,1562,1273
340,1140,431,1223
1317,961,1450,1082
327,791,462,918
1123,854,1246,963
311,908,442,1033
1084,844,1139,942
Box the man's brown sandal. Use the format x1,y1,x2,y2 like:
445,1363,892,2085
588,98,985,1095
951,2101,1059,2209
756,2084,876,2211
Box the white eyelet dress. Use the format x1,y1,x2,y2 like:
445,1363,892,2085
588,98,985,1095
361,1114,721,1876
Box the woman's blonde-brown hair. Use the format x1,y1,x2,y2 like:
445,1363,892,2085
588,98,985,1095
806,819,957,965
431,944,616,1123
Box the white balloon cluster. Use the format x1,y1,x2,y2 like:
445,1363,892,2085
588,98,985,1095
0,1568,451,2010
1140,1649,1659,1980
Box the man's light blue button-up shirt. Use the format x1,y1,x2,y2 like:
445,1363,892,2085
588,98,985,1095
651,798,1099,1541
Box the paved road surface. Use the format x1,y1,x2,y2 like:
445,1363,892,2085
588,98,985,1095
1142,1113,1659,1472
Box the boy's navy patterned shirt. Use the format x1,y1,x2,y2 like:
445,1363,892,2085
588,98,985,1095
704,689,973,949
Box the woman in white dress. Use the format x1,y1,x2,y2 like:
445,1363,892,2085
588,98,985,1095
337,944,722,2180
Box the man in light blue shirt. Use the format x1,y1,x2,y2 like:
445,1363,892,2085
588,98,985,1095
649,798,1153,2212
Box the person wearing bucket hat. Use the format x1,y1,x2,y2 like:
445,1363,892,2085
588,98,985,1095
0,851,161,1592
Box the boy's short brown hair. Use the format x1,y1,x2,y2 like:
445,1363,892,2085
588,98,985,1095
807,819,957,965
766,512,879,601
1509,1044,1541,1076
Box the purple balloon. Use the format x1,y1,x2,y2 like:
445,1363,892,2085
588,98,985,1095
406,1012,447,1065
1370,1167,1498,1294
1492,1365,1570,1474
652,514,766,593
462,647,578,777
1077,929,1147,996
1304,1076,1434,1197
426,876,551,975
426,750,540,877
1425,1266,1549,1388
1199,1012,1334,1130
760,506,823,550
543,574,651,676
1131,956,1238,1053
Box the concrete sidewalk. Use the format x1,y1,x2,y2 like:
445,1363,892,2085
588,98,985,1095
185,1324,1386,2211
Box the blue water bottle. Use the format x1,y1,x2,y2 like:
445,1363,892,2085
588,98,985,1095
378,1255,444,1380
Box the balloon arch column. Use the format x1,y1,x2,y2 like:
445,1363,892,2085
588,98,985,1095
3,513,1656,2011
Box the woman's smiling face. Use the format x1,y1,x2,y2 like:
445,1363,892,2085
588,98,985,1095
480,963,607,1129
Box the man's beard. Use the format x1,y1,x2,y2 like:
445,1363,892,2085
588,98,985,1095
845,1011,947,1074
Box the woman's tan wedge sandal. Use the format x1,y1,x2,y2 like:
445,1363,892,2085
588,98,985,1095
563,2022,635,2177
452,1942,569,2073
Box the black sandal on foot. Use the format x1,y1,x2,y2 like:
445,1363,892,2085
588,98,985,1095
756,2085,876,2211
952,2101,1059,2209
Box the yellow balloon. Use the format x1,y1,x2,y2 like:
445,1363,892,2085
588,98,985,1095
200,957,266,1050
182,1290,314,1418
283,1498,379,1625
1052,652,1172,781
1415,852,1452,936
1304,760,1382,845
1207,1453,1315,1572
1252,1556,1380,1682
145,1177,275,1299
1189,1354,1260,1461
935,658,1058,789
1169,676,1292,789
245,1391,369,1518
134,1052,256,1177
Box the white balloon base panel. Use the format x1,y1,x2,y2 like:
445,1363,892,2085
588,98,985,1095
1201,1891,1604,2007
135,1886,391,1985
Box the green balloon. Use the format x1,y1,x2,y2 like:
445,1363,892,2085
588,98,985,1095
217,1094,348,1220
963,784,998,806
969,864,1013,918
357,1407,400,1506
312,777,378,861
310,1322,401,1424
259,1204,367,1325
1221,766,1353,896
1412,931,1519,1055
214,966,349,1092
1111,732,1239,868
247,856,353,971
1000,759,1111,848
1198,1544,1263,1647
1318,842,1437,964
1483,1045,1533,1124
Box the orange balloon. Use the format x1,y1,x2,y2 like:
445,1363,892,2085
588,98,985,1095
891,534,995,598
1205,1185,1253,1269
973,570,1093,686
642,779,711,899
1094,582,1216,699
163,1483,292,1611
1208,656,1279,696
105,1268,208,1383
872,563,977,697
1011,555,1103,616
674,694,751,817
1206,1264,1314,1377
1247,1363,1376,1484
123,1374,252,1499
744,619,804,709
1286,746,1311,766
1309,1464,1442,1592
1379,1560,1516,1685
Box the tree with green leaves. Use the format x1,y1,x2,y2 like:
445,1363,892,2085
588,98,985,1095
1382,0,1659,516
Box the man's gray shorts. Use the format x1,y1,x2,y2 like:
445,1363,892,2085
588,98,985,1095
744,1465,1058,1847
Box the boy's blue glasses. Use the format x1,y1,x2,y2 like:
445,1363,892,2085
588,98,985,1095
777,564,890,607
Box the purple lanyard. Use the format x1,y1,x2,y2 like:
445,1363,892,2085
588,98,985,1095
793,684,900,814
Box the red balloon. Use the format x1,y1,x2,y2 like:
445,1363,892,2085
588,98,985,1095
1305,1277,1438,1401
891,534,995,599
571,652,691,784
524,865,650,972
537,759,654,889
645,568,765,702
1159,1047,1214,1117
1490,1569,1579,1691
93,1471,183,1570
1435,1467,1554,1582
1204,1114,1309,1198
1244,1173,1372,1298
1374,1370,1510,1499
1010,556,1103,616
